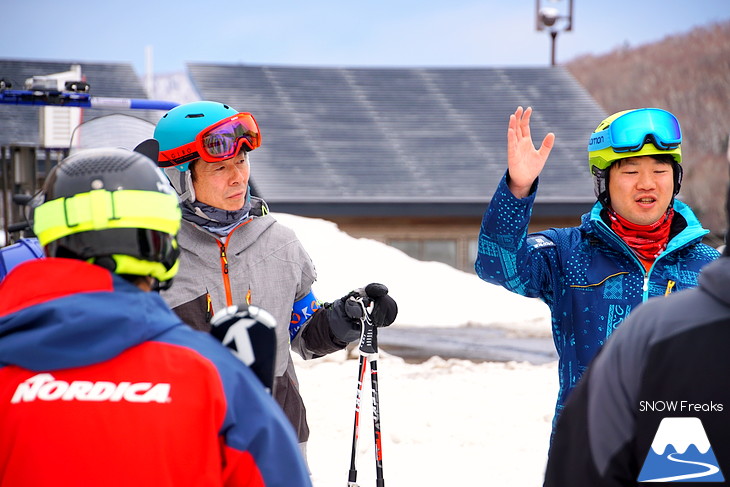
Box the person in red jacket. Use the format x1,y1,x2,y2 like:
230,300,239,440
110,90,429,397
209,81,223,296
0,147,311,487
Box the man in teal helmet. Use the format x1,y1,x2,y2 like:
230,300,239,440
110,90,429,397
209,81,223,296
0,147,311,486
153,101,398,460
474,106,719,439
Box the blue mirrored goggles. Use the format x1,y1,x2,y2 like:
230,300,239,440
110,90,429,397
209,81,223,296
587,108,682,153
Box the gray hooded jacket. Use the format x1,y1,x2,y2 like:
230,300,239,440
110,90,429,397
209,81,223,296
160,196,339,442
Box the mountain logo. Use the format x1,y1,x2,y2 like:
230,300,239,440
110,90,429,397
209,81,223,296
638,417,724,482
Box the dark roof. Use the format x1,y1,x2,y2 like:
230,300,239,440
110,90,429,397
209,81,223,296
0,59,163,147
0,60,607,219
188,63,606,217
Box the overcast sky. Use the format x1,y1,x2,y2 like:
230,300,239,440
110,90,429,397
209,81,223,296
2,1,729,76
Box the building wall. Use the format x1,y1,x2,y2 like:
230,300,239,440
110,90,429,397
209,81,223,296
329,214,582,273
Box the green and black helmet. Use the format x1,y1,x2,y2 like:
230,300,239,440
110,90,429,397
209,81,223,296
33,147,182,284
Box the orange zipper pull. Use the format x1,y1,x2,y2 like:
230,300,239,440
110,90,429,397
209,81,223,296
218,241,228,275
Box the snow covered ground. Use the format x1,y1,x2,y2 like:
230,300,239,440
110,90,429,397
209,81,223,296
298,352,557,487
1,205,558,486
272,213,557,487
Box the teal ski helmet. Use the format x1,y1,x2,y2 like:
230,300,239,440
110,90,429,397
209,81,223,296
153,101,261,204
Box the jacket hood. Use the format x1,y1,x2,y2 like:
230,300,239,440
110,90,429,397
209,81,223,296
0,258,181,371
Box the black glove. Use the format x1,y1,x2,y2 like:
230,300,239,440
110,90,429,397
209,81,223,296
328,283,397,342
363,282,398,328
327,297,362,343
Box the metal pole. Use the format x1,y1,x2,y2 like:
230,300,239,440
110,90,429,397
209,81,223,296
1,146,8,244
550,31,558,66
370,358,385,487
348,355,368,487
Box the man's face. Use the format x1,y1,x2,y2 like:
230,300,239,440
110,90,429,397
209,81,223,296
608,156,675,226
191,151,250,211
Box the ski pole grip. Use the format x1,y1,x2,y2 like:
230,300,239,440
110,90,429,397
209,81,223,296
358,316,378,355
364,283,388,298
352,283,388,301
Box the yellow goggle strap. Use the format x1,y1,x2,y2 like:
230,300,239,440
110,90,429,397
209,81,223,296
589,144,681,171
34,189,181,247
90,254,181,282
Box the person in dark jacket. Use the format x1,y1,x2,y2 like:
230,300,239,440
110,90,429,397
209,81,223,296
0,147,311,487
153,101,398,459
475,106,719,433
544,183,730,487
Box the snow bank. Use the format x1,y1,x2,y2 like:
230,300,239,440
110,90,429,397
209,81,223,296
272,212,551,335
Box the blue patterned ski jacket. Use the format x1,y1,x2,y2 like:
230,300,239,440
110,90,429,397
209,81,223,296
475,173,720,425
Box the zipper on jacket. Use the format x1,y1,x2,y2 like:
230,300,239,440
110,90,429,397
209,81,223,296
665,280,676,296
595,216,670,303
209,217,254,309
569,272,629,288
218,241,234,306
206,291,213,321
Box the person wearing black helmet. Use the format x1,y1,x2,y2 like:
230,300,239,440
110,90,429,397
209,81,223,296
0,147,311,487
152,101,398,459
475,106,719,438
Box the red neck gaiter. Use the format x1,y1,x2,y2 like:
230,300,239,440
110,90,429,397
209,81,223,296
607,208,675,264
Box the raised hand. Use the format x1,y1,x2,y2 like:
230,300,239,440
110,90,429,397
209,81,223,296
506,106,555,198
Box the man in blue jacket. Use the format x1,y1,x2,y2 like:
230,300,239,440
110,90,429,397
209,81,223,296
475,106,719,433
544,182,730,486
0,147,310,486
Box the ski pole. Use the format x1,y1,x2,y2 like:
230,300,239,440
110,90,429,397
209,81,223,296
369,351,385,487
348,352,368,487
347,291,385,487
348,294,370,487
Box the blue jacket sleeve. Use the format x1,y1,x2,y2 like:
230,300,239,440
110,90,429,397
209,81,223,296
215,346,312,486
475,172,558,302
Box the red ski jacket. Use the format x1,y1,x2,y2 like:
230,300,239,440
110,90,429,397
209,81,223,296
0,258,311,487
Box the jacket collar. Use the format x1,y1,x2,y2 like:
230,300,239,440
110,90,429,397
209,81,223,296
583,199,709,253
179,196,276,257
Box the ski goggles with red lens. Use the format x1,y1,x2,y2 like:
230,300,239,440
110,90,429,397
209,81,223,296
158,112,261,168
587,108,681,153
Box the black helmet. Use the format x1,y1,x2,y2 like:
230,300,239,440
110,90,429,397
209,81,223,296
32,147,182,284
